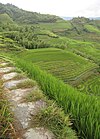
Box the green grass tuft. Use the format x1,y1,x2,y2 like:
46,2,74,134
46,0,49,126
25,89,45,102
0,80,13,138
31,102,77,139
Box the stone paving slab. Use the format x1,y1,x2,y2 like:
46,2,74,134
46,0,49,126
0,67,15,73
2,72,17,80
0,62,8,66
8,88,34,102
4,79,27,89
24,128,54,139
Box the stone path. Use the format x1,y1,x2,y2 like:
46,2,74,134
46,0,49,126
0,60,54,139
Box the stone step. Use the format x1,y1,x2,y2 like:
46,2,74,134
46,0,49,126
4,79,27,89
0,67,15,73
2,72,17,80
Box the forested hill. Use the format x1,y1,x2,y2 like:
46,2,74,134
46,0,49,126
0,3,63,24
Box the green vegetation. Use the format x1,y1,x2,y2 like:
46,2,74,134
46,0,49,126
12,73,26,80
6,56,99,139
32,101,77,139
67,41,100,64
84,24,100,34
0,79,13,138
25,89,45,102
39,21,72,31
10,79,37,90
0,3,62,24
0,58,77,139
0,13,14,24
77,75,100,96
16,48,97,82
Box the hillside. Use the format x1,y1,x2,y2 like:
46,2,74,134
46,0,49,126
0,3,63,24
0,2,100,139
0,13,14,23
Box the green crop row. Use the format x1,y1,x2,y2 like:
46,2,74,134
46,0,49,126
77,76,100,96
9,56,100,139
17,48,97,82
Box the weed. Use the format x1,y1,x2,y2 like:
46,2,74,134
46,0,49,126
17,79,37,88
31,102,77,139
0,80,13,138
12,73,26,80
25,89,45,102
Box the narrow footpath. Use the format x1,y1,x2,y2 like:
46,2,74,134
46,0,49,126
0,59,54,139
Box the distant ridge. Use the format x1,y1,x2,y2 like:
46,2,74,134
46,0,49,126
0,3,63,24
61,16,100,21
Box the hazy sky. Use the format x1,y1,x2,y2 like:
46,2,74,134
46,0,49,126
0,0,100,17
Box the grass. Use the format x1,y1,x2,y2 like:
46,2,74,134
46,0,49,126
0,62,13,68
16,79,37,88
68,42,100,64
10,79,37,90
38,21,72,31
7,56,100,139
32,102,77,139
12,73,26,80
34,29,58,38
0,58,78,139
77,75,100,96
84,24,100,34
0,61,15,138
25,89,45,102
16,48,97,82
0,79,13,138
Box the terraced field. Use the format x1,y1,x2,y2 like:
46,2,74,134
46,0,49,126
77,75,100,96
67,41,100,64
17,48,97,82
0,34,22,51
38,21,72,31
84,24,100,34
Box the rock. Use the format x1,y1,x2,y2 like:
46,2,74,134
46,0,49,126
0,62,8,66
24,128,54,139
0,67,15,73
4,79,27,89
8,88,34,102
2,72,17,80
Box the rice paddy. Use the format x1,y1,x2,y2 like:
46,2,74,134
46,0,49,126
17,48,97,83
77,76,100,96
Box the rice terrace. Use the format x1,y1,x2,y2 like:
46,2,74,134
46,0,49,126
0,2,100,139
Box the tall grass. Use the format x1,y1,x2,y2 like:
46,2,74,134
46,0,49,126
4,56,100,139
0,80,13,138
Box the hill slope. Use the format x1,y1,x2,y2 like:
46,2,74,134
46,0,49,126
0,3,63,24
0,13,14,24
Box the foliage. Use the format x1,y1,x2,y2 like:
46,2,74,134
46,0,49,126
0,3,63,24
32,102,77,139
77,75,100,96
25,89,45,102
16,48,97,83
84,24,100,34
0,79,13,138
